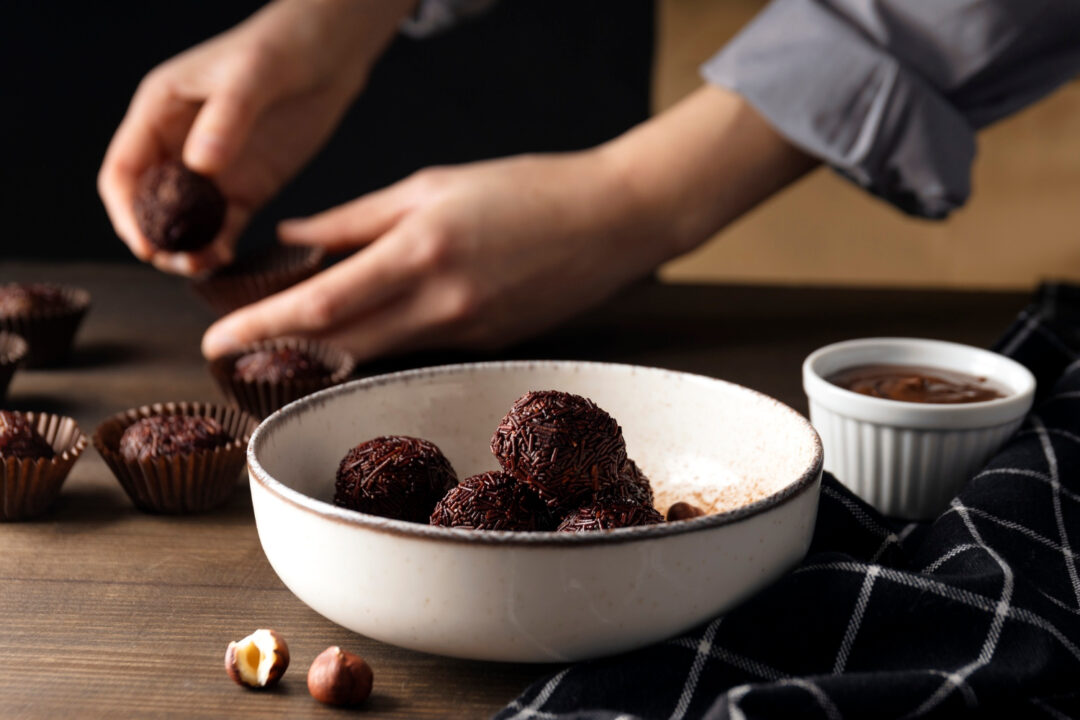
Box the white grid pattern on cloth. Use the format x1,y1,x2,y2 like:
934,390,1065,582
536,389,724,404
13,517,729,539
1032,415,1080,609
832,564,880,674
900,499,1014,718
794,560,1080,662
972,466,1080,508
501,303,1080,720
1030,696,1073,720
667,617,723,720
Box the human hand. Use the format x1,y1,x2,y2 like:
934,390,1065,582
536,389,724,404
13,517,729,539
98,0,413,275
200,150,671,361
201,86,816,361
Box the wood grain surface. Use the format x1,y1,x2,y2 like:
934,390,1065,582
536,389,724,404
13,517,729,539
0,263,1028,719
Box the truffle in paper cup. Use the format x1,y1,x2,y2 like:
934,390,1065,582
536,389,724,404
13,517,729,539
191,245,324,316
0,332,29,400
0,283,90,367
0,412,88,521
208,337,356,419
93,402,258,514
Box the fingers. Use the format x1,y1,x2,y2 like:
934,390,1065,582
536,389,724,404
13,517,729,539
99,85,192,262
277,182,416,252
201,226,427,357
149,203,248,276
183,67,272,176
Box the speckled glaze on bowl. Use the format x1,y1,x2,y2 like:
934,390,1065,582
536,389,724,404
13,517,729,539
247,361,823,662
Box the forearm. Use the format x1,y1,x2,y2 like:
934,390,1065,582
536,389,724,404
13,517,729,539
599,85,818,262
239,0,417,91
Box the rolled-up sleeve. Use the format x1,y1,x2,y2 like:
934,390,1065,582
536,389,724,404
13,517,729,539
703,0,1080,218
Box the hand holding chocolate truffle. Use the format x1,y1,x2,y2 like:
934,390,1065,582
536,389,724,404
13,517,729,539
98,0,415,276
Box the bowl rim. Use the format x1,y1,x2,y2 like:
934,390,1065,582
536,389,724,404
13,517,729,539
247,360,823,547
802,337,1036,428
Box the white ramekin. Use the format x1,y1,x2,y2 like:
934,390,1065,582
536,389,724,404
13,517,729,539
803,338,1036,519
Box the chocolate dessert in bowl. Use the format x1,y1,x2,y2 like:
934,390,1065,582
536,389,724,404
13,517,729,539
803,337,1036,519
246,360,822,662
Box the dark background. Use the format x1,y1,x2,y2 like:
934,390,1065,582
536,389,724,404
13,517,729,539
2,0,653,261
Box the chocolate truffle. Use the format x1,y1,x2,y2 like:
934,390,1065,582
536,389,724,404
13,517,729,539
233,347,330,384
430,470,551,531
601,459,654,507
334,436,457,523
491,390,627,511
0,284,70,317
119,414,231,463
556,499,664,533
0,410,54,460
134,161,226,252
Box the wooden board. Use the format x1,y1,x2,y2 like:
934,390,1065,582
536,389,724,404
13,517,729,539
0,262,1027,718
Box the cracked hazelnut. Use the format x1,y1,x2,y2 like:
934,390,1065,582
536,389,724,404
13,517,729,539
307,646,373,706
224,628,290,689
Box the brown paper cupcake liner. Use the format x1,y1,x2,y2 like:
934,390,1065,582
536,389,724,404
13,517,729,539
93,402,258,514
208,337,356,419
191,245,324,316
1,412,88,521
0,284,91,367
0,332,29,400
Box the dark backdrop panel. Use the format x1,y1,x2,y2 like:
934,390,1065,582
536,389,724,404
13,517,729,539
2,1,654,261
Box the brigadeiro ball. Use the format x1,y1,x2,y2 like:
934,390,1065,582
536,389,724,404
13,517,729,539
233,347,330,384
601,458,654,507
491,390,627,511
134,161,226,252
430,470,552,531
0,284,71,317
556,499,664,533
0,410,55,460
334,436,458,523
118,414,231,463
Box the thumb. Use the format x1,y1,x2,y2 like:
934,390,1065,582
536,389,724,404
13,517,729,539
183,65,273,175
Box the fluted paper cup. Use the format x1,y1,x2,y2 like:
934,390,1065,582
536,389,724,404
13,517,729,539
803,338,1036,519
0,284,90,367
94,402,258,514
208,337,356,419
191,245,324,316
1,412,88,521
0,332,28,400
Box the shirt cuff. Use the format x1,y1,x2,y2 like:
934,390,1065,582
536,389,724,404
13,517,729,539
702,0,975,219
400,0,497,39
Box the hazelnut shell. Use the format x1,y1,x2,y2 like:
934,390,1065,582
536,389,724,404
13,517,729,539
307,646,373,706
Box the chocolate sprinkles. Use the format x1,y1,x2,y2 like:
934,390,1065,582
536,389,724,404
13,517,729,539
334,436,458,524
556,499,664,533
491,390,628,512
430,470,552,531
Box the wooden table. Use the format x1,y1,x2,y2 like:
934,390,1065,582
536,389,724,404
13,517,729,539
0,262,1028,719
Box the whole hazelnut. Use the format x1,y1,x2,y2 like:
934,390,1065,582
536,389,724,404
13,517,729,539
224,628,290,689
307,646,373,706
667,501,706,522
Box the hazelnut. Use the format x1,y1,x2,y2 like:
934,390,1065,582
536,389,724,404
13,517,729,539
667,501,705,522
307,646,373,706
224,628,290,689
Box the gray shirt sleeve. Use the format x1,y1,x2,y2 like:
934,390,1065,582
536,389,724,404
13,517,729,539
401,0,498,38
702,0,1080,218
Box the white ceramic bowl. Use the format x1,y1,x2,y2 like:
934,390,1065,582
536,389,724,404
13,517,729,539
248,361,822,662
803,338,1036,519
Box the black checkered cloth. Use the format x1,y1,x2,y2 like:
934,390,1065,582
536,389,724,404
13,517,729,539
497,284,1080,720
